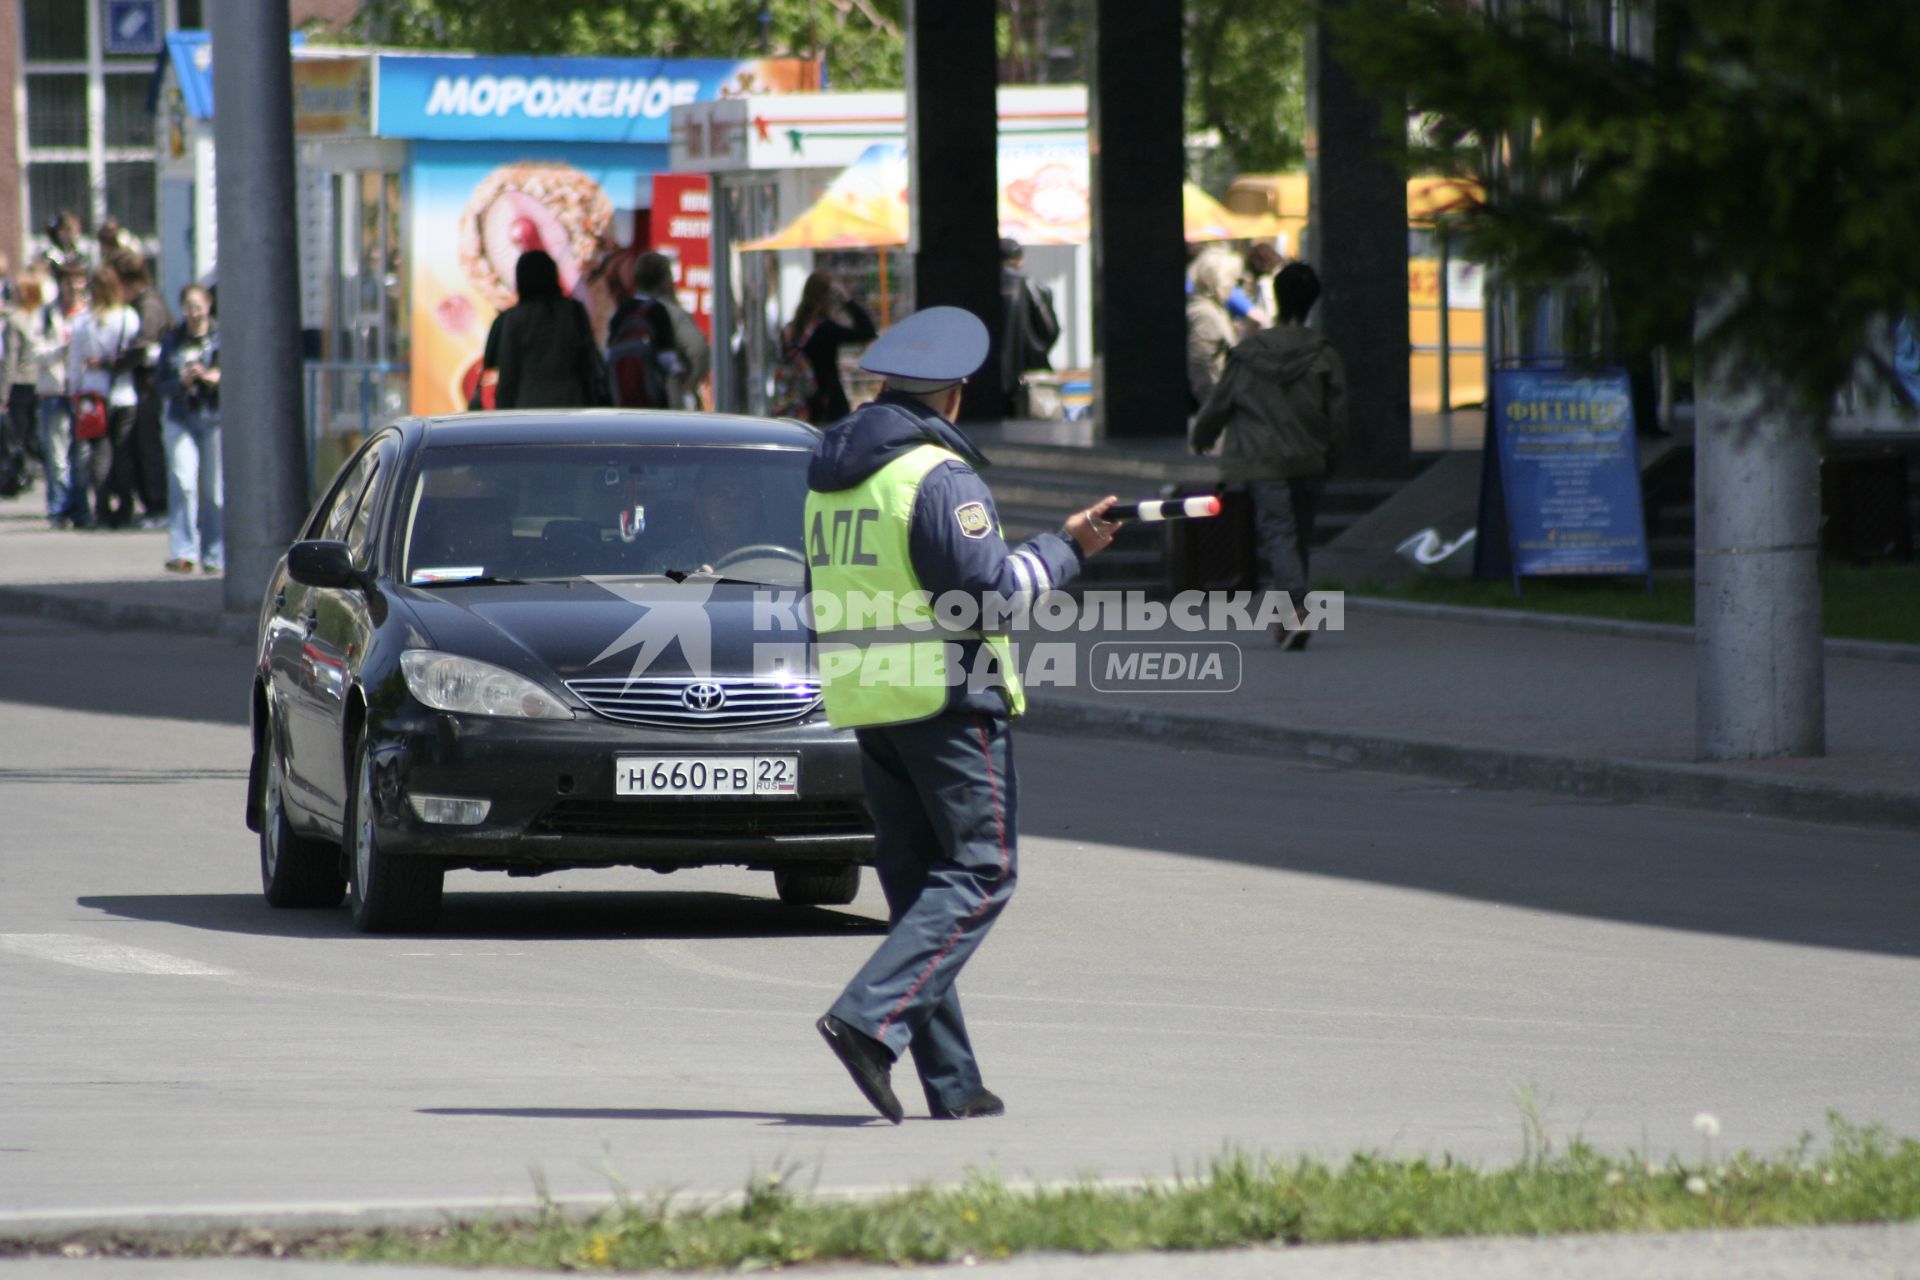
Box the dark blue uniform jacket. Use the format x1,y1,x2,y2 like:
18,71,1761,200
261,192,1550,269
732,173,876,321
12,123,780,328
807,390,1084,718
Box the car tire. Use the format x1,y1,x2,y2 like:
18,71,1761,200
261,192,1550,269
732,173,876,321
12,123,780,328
774,864,860,906
345,735,444,934
258,728,347,909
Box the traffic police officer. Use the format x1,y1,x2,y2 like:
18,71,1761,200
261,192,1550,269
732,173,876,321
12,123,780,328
806,306,1117,1122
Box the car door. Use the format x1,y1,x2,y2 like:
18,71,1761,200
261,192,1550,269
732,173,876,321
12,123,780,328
280,442,386,821
293,435,401,825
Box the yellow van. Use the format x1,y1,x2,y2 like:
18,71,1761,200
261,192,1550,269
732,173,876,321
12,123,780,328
1225,173,1485,416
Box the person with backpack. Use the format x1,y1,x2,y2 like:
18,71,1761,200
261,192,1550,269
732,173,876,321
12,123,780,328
66,267,142,529
777,271,876,424
492,251,602,410
996,238,1061,411
632,252,708,409
605,253,683,409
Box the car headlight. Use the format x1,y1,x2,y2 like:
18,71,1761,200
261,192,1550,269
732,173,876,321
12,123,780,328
400,650,574,720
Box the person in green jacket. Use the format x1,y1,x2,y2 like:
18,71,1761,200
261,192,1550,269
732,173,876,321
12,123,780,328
1191,262,1348,650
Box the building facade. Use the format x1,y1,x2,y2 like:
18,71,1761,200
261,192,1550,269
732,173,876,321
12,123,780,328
2,0,357,269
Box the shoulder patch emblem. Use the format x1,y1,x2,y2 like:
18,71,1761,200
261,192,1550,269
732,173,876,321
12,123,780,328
954,501,992,540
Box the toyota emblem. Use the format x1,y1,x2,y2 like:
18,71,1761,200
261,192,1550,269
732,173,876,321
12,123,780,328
681,681,726,711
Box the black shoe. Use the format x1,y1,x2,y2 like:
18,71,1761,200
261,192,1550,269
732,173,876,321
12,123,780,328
817,1015,903,1124
932,1089,1005,1120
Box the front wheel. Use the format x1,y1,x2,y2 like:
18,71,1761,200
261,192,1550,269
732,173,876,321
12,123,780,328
258,725,346,909
775,864,860,906
345,735,444,933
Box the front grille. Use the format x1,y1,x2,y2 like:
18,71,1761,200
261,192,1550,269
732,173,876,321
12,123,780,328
566,675,822,729
528,798,871,840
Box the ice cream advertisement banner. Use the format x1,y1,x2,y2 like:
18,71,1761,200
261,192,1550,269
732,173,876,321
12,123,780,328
410,141,663,415
378,55,820,143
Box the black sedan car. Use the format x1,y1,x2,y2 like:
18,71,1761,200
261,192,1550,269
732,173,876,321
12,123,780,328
246,411,874,933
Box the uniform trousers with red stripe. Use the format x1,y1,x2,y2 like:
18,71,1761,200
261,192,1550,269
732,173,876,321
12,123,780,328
829,710,1017,1114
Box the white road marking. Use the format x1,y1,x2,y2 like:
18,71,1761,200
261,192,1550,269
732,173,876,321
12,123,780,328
0,933,232,976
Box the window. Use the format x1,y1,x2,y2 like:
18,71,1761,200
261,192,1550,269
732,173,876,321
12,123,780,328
105,162,157,238
23,0,87,60
27,162,91,236
105,74,157,148
26,74,88,148
319,450,381,543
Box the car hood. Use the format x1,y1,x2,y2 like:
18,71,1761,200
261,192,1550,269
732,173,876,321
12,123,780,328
396,578,809,682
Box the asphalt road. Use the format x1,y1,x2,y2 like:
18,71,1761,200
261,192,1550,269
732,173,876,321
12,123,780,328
2,609,1917,1227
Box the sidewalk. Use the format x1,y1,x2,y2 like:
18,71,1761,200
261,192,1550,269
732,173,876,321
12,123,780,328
1,493,1914,832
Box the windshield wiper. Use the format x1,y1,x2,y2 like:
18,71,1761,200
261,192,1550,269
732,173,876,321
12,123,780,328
663,568,786,587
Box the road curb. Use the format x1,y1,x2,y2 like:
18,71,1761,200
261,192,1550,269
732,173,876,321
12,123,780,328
1344,595,1920,665
1024,698,1920,834
0,584,254,643
7,581,1909,833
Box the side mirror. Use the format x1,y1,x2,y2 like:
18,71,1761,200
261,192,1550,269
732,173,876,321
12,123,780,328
287,539,365,590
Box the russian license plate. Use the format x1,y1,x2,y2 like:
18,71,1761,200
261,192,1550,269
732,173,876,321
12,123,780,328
614,755,799,798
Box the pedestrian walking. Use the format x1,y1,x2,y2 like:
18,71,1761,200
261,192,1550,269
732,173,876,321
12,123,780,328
603,252,685,409
1186,248,1241,410
66,268,141,529
633,252,709,409
113,253,173,525
30,265,87,527
1230,242,1284,340
155,284,222,574
0,277,36,499
492,250,602,410
778,271,875,424
996,238,1061,414
805,306,1118,1123
1190,262,1348,650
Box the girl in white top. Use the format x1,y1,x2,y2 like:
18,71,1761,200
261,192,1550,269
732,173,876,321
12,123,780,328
65,268,142,527
66,271,140,408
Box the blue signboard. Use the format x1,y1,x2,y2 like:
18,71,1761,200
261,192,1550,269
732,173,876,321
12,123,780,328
105,0,161,56
376,55,794,143
1484,366,1650,580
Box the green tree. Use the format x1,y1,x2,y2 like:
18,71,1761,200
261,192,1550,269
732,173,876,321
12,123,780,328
1187,0,1311,177
343,0,907,89
338,1,1311,188
1330,0,1920,423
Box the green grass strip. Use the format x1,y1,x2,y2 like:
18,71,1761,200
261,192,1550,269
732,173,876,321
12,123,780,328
16,1118,1920,1270
1339,562,1920,645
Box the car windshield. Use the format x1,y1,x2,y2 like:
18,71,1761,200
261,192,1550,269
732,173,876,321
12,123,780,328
401,444,812,588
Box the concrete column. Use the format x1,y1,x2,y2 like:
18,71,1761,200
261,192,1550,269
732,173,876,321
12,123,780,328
905,1,1006,421
1693,293,1825,759
1090,0,1187,439
210,0,309,611
0,0,21,266
1307,0,1411,475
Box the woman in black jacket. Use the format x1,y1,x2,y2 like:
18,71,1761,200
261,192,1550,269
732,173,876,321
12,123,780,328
783,271,875,424
492,251,598,409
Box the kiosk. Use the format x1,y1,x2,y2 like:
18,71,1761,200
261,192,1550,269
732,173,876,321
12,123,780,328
155,40,817,477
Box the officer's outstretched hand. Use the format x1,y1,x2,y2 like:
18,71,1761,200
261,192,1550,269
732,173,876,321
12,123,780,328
1067,495,1121,557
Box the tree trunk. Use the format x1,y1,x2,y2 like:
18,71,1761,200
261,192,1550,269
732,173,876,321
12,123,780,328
1692,294,1826,760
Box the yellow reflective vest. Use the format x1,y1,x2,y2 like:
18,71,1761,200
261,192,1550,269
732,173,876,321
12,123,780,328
805,443,1025,728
